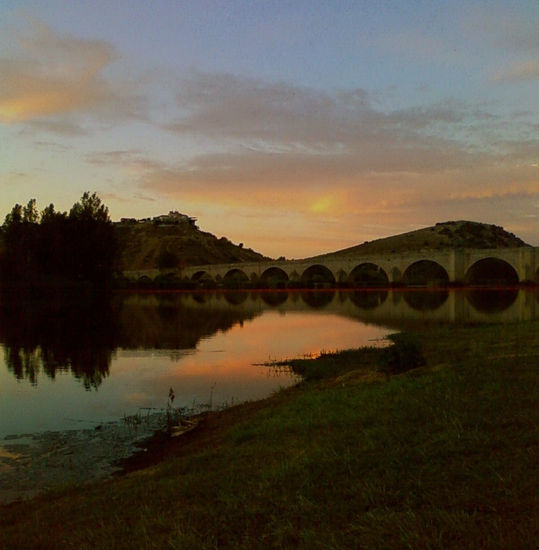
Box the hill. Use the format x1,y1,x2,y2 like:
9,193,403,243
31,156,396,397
115,213,268,271
310,221,530,260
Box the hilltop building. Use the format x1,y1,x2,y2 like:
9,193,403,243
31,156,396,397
120,211,198,228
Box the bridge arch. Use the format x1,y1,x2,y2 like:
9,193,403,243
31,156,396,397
465,258,519,286
401,260,449,287
223,268,249,287
260,267,289,288
137,275,152,288
348,263,389,287
301,264,336,287
192,270,213,281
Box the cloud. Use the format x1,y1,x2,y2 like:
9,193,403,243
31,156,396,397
162,71,502,183
0,20,145,130
88,71,538,251
89,71,537,203
167,72,478,150
492,60,539,83
462,7,539,53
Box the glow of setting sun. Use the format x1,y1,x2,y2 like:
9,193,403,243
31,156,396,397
310,196,335,214
0,93,65,122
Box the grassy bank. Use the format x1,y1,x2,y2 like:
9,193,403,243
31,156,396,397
1,321,538,549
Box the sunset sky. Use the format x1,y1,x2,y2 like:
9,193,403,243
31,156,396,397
1,1,537,258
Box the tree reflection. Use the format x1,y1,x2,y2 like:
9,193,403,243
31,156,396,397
117,293,259,350
0,293,116,389
0,292,260,388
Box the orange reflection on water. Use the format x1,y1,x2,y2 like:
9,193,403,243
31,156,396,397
112,310,390,411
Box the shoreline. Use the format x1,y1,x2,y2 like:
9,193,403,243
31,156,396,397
0,411,179,505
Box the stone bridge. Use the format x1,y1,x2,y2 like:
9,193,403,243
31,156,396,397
125,246,539,286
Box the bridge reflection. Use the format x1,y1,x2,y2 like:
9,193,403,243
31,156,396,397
179,288,537,326
0,288,536,387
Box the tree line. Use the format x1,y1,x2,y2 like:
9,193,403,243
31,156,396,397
0,192,117,290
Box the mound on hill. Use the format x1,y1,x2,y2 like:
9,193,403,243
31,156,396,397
311,221,530,260
115,216,268,271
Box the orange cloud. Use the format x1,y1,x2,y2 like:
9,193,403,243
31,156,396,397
492,60,539,83
0,21,144,128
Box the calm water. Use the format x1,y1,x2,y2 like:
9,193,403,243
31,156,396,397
0,288,537,437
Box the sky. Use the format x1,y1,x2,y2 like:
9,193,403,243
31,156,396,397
1,1,537,258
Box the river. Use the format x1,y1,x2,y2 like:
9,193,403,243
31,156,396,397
1,287,536,438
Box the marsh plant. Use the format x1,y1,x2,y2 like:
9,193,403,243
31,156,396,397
166,387,180,433
379,333,426,375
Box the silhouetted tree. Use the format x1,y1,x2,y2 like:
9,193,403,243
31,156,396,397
1,200,41,285
0,193,117,290
37,204,69,280
66,192,117,287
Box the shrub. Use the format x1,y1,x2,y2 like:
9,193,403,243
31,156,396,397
379,333,426,375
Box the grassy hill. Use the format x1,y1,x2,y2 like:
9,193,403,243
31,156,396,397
310,221,530,260
115,219,268,271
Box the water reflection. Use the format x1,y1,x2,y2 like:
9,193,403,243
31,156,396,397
0,288,536,390
0,297,115,389
259,291,289,307
0,293,259,389
465,289,518,313
223,290,249,305
118,293,257,350
301,290,334,309
403,290,448,311
350,290,388,310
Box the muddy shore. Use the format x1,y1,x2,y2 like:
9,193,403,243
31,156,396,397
0,412,174,505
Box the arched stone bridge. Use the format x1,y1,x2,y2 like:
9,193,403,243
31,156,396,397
126,246,539,286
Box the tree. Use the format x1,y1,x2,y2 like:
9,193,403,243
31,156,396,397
3,204,23,228
66,192,117,287
0,193,118,290
69,192,110,223
38,204,68,279
41,203,66,224
23,199,39,224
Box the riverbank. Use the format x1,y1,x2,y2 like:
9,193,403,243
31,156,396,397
1,320,538,549
0,415,165,504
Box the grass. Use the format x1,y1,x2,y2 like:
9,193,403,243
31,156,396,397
1,321,538,549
